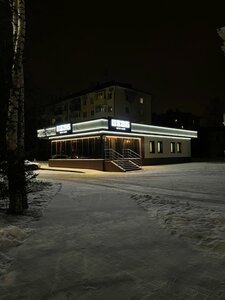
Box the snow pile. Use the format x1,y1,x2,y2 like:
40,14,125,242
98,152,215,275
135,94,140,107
132,194,225,258
0,180,61,276
0,226,27,251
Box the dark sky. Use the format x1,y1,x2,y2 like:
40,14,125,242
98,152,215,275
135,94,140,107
25,1,225,117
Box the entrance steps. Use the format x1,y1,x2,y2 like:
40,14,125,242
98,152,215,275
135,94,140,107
104,148,142,172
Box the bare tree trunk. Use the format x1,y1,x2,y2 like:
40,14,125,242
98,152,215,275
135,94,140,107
6,0,28,214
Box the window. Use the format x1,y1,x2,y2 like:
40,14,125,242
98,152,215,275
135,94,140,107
170,142,175,153
95,105,107,113
91,110,94,116
157,141,163,153
149,141,155,153
83,99,87,105
177,142,182,153
90,98,94,105
108,106,113,112
83,112,87,118
97,92,103,99
140,98,144,104
108,92,112,99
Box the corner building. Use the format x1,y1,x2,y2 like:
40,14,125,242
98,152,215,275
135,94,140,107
38,118,197,172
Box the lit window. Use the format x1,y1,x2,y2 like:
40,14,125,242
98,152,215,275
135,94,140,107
140,98,144,104
149,141,155,153
177,142,182,153
170,142,175,153
157,141,163,153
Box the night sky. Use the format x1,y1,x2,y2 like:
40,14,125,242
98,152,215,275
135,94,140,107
25,1,225,118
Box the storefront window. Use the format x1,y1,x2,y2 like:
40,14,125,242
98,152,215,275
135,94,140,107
51,137,101,159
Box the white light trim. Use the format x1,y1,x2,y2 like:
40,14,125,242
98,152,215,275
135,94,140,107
49,130,191,140
105,135,140,140
49,131,103,140
72,118,108,133
132,122,197,134
133,129,196,138
72,118,107,126
51,136,101,143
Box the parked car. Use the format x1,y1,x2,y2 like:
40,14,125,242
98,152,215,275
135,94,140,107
24,160,40,171
0,160,40,171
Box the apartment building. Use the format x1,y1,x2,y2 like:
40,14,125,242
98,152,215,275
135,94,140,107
39,81,152,127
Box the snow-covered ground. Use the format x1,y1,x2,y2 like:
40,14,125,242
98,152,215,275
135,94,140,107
0,180,61,276
132,193,225,258
1,162,225,299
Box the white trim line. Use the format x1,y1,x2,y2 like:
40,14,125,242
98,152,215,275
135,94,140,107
49,130,192,140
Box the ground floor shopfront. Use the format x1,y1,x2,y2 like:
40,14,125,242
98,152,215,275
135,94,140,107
38,118,197,171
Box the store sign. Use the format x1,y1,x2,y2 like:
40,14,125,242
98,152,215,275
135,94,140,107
56,123,71,134
109,118,131,132
37,127,56,138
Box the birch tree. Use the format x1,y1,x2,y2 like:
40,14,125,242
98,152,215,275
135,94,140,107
6,0,28,214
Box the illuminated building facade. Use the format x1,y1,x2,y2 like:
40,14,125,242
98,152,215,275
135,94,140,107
37,118,197,172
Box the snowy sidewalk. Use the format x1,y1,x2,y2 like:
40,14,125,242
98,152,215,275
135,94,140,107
1,172,225,299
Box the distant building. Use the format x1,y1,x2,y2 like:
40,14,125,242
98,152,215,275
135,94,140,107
152,110,200,131
39,81,152,128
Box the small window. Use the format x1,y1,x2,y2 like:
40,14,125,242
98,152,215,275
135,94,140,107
83,99,87,105
157,141,163,153
177,142,182,153
83,112,87,118
91,110,94,116
90,98,94,105
170,142,175,153
149,141,155,153
108,106,113,112
140,98,144,104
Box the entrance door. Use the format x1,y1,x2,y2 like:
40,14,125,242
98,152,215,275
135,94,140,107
104,136,141,155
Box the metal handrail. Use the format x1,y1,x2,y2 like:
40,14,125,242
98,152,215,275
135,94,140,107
105,148,124,160
122,149,142,167
105,148,142,170
122,148,142,158
104,149,125,170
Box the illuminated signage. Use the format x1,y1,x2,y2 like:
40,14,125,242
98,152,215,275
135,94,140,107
109,118,131,132
37,127,56,138
56,123,71,134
